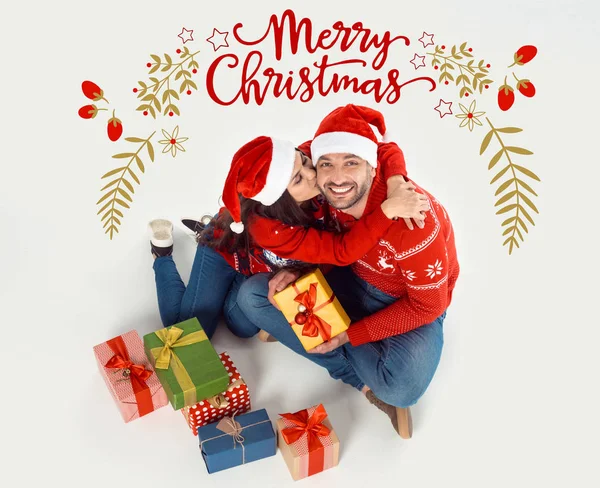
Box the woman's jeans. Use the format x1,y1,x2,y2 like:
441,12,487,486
152,245,258,339
234,266,445,408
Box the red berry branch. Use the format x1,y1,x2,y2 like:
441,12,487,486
496,45,538,111
78,81,123,141
427,42,494,98
508,45,537,67
135,45,200,118
78,104,107,119
107,110,123,142
82,81,109,103
512,73,535,98
498,76,515,111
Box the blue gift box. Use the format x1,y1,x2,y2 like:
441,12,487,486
197,408,277,473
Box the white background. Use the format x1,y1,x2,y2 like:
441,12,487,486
1,0,599,486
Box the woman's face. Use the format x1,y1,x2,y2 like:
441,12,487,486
286,150,320,203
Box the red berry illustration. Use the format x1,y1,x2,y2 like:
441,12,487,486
169,111,174,117
107,110,123,141
513,73,536,98
509,45,537,67
176,49,181,54
78,104,106,119
498,77,515,111
441,45,446,49
518,80,536,97
81,81,108,103
192,69,198,74
133,88,138,93
143,111,148,116
147,62,152,68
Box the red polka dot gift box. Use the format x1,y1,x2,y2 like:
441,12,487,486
93,330,169,423
182,352,251,435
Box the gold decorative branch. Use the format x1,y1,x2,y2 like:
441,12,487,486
428,42,493,98
135,45,200,118
97,132,156,239
480,119,540,254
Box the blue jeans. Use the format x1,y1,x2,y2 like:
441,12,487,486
235,266,445,407
152,245,259,339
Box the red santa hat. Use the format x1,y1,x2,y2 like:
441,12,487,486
222,136,297,234
310,104,391,167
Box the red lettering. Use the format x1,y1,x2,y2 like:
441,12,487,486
232,9,407,69
206,54,241,106
233,9,318,60
208,11,433,107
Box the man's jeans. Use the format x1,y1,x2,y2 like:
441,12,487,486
235,266,445,408
152,245,257,339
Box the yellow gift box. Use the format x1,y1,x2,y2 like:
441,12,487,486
273,269,350,351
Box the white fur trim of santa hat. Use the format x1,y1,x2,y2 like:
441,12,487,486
311,131,378,168
252,138,297,206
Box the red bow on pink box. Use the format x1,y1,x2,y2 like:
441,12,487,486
280,404,331,452
105,336,154,416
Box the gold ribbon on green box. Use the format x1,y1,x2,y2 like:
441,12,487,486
149,326,207,407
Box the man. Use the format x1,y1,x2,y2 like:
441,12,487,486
236,105,459,438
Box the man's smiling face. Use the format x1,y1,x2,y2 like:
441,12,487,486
315,153,375,210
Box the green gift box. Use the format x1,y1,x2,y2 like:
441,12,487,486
143,318,229,410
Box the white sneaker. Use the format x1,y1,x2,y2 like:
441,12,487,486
148,219,173,257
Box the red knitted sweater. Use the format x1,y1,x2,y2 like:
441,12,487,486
327,171,459,346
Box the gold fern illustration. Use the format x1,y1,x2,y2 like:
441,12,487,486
97,133,156,239
480,119,540,254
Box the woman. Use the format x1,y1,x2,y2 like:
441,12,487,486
149,136,427,339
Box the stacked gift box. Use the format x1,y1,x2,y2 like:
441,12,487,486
94,269,347,479
182,352,252,436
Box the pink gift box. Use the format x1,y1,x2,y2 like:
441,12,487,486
94,330,168,422
277,404,340,481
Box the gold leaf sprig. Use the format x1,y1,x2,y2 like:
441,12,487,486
428,42,494,98
135,45,200,118
97,132,156,239
480,119,540,254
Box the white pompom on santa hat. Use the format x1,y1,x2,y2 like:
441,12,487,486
310,104,391,168
222,135,297,234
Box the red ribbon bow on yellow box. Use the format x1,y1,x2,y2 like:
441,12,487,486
292,282,336,342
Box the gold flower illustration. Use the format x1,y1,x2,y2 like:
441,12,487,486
455,100,485,131
158,126,188,157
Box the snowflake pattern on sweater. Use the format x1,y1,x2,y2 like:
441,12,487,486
329,179,459,347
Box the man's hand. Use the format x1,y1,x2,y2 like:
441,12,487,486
267,269,301,309
307,331,349,354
